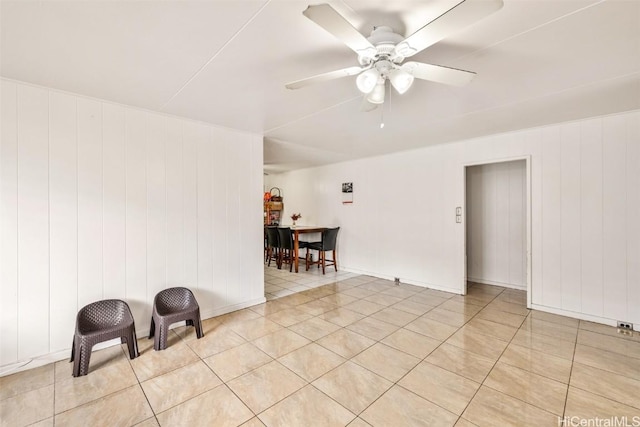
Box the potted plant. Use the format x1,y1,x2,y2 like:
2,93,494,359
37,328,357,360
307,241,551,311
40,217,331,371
290,213,302,226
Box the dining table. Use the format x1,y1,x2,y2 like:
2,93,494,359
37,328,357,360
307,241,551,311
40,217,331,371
285,225,327,273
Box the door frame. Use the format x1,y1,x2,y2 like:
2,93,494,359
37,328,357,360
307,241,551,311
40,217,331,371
462,155,532,308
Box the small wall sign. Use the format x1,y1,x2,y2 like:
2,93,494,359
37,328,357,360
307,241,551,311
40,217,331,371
342,182,353,204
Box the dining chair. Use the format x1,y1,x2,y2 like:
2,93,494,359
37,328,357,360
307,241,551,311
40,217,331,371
277,227,295,272
265,226,280,267
306,227,340,274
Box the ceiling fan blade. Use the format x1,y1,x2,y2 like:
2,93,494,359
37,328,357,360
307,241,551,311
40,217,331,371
285,66,366,90
394,0,503,58
403,61,476,86
303,4,376,59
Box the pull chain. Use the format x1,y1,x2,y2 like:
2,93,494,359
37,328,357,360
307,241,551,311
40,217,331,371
380,80,390,129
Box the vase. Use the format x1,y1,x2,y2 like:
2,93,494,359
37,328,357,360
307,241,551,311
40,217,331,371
292,220,296,226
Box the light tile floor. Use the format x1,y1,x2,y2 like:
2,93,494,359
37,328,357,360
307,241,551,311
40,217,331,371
2,264,640,426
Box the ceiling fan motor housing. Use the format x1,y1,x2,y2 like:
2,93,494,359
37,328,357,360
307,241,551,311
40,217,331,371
368,26,404,46
358,26,406,66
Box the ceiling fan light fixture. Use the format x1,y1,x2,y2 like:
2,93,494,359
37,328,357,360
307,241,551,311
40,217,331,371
356,69,380,93
389,69,414,94
367,80,386,104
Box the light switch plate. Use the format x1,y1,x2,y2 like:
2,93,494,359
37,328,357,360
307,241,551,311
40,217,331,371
456,215,461,223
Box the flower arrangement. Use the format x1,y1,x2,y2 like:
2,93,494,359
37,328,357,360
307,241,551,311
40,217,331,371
290,213,302,221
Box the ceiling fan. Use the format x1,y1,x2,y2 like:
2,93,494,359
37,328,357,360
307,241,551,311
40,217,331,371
285,1,504,108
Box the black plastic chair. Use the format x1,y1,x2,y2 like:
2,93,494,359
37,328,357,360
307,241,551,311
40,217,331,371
149,287,203,351
265,226,280,267
306,227,340,274
70,299,139,377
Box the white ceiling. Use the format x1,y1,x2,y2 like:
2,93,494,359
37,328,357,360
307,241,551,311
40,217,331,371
2,0,639,173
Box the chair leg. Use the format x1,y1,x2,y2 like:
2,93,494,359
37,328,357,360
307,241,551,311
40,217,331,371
288,249,293,272
268,247,277,266
321,251,326,274
74,344,91,377
333,250,338,271
154,322,169,351
72,347,82,377
131,328,139,357
194,313,204,339
148,317,156,339
124,333,138,359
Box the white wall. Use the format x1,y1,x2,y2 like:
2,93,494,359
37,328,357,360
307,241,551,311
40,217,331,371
266,111,640,326
466,160,526,290
0,79,265,370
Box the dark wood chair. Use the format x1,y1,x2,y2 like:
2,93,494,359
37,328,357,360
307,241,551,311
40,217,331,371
306,227,340,274
277,227,295,271
265,226,280,267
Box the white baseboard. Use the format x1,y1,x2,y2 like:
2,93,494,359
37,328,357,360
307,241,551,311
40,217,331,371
199,297,267,320
0,296,266,378
0,349,70,377
342,267,462,295
467,277,526,291
529,303,618,327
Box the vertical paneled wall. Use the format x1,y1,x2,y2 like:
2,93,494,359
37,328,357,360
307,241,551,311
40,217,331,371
537,115,640,323
0,80,264,367
267,110,640,326
466,160,526,290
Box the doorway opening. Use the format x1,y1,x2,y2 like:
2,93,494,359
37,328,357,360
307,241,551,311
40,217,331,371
463,157,531,307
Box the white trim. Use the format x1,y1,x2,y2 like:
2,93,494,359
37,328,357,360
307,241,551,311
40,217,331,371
0,349,69,377
199,297,266,320
462,155,532,309
342,267,463,295
468,277,526,291
530,303,617,327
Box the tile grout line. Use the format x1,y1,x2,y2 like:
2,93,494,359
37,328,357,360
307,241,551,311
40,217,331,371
14,275,639,425
449,286,527,424
560,329,580,424
242,277,454,421
389,285,511,423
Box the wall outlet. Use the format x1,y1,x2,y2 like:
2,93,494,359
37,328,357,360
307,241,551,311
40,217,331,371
617,321,634,331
